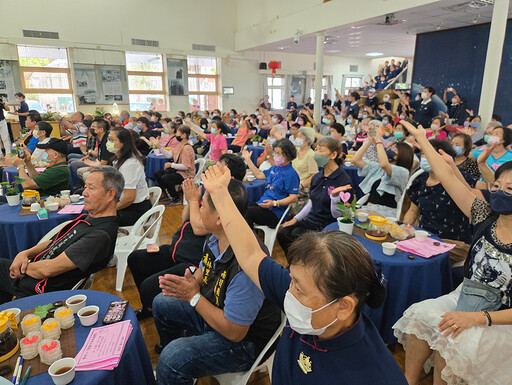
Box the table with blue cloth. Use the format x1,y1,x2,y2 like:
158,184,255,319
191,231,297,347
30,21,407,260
0,290,155,385
344,166,364,199
0,203,79,260
244,179,266,203
2,166,75,193
226,136,236,145
145,153,168,181
247,145,265,165
323,222,453,344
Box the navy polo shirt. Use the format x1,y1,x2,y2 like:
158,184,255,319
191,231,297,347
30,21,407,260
18,100,29,128
286,101,297,110
410,99,438,127
258,257,408,385
258,164,300,218
346,102,360,118
305,167,354,228
365,96,378,109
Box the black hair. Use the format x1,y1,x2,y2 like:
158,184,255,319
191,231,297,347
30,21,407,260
218,153,246,181
331,123,345,136
110,127,143,169
425,86,435,95
27,112,41,123
77,111,85,121
452,133,472,157
288,231,386,315
350,91,360,101
177,124,190,139
206,179,248,216
154,112,162,120
492,113,502,122
273,138,297,162
494,126,512,147
82,118,93,129
395,142,414,171
299,114,311,126
14,92,25,99
36,121,53,138
429,138,457,159
470,115,481,122
93,117,110,133
290,123,300,130
495,161,512,181
275,114,284,123
137,116,150,128
213,120,228,135
163,118,173,124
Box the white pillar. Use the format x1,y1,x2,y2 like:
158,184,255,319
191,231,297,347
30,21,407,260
478,0,509,124
313,32,325,125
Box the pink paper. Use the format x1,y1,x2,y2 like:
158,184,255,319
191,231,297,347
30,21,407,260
58,205,84,215
153,153,163,157
35,167,46,173
396,238,455,258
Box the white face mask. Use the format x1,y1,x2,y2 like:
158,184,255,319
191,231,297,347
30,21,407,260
421,91,428,100
283,291,338,336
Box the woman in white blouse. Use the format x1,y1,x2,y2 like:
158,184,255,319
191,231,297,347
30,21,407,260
107,127,151,226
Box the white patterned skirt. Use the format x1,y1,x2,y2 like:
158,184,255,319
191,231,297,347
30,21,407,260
393,285,512,385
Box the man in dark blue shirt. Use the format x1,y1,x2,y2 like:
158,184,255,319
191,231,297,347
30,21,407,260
11,92,30,129
321,93,331,108
443,87,468,126
401,86,438,128
285,95,297,112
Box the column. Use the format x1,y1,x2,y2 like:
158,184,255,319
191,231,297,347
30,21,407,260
313,32,325,125
478,0,509,124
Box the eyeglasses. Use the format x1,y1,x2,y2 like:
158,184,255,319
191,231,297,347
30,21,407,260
488,183,512,197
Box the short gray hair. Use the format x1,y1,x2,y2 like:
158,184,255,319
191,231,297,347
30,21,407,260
272,124,287,137
89,166,125,202
298,127,316,144
369,119,383,128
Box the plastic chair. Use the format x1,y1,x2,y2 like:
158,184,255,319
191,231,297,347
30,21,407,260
71,273,95,290
395,169,423,219
194,158,206,184
38,220,72,244
114,205,165,291
254,206,290,257
210,312,286,385
119,187,162,234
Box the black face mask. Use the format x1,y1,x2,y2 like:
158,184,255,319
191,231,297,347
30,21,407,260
176,136,183,142
90,128,97,137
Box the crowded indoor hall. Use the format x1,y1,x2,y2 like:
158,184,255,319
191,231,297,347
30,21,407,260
0,0,511,384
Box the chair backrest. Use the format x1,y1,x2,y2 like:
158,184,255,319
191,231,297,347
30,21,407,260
194,158,206,184
38,220,72,244
116,205,165,252
148,186,162,208
395,168,424,219
71,273,95,290
275,205,291,229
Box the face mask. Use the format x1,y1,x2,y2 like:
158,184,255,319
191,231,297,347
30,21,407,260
230,112,234,117
90,128,97,137
394,132,404,139
202,114,206,118
212,113,218,118
415,96,421,101
362,114,368,119
284,291,338,336
251,130,256,134
399,115,405,120
137,123,142,129
263,120,269,125
490,190,512,215
210,127,217,135
346,118,352,124
420,158,432,173
421,92,428,100
298,120,304,126
175,136,183,142
32,130,39,138
41,151,49,163
453,145,463,156
384,131,391,137
106,141,119,153
294,138,304,148
272,117,277,124
126,122,134,129
484,135,490,143
463,121,470,128
451,98,458,105
431,124,440,131
274,155,286,166
382,120,388,125
314,153,330,167
151,116,156,122
487,136,501,146
269,138,277,145
471,122,481,129
322,118,331,125
383,97,390,102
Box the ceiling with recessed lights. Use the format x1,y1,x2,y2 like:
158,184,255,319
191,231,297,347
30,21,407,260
250,0,512,58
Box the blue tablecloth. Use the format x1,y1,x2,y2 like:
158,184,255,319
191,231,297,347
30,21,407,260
0,290,155,385
323,222,453,344
2,166,74,193
247,145,265,165
226,136,236,145
244,179,265,203
344,166,364,199
0,203,79,260
145,154,168,180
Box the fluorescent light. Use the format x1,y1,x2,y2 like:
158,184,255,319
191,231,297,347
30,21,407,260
366,52,384,57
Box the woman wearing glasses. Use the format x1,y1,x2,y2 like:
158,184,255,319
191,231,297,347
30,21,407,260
394,121,512,385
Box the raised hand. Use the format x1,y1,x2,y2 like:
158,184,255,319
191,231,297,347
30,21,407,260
400,120,426,138
182,178,202,203
201,165,231,194
438,149,455,166
477,142,498,165
241,149,252,161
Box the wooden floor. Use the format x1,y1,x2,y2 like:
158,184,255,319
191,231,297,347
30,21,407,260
91,205,433,385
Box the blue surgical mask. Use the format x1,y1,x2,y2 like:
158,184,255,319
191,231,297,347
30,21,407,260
41,151,49,162
294,138,304,148
322,118,331,125
394,132,404,139
346,118,352,124
126,122,134,129
453,145,463,156
210,127,217,135
382,120,388,125
471,122,481,129
420,158,432,173
362,114,368,119
269,138,277,145
136,123,142,129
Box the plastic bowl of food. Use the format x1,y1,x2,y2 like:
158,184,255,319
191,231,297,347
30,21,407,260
415,230,429,242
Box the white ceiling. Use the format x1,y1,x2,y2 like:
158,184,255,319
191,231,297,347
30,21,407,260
251,0,512,59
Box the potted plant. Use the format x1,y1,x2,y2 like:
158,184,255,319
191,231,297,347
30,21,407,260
335,191,357,235
251,134,261,146
94,107,105,118
1,178,22,207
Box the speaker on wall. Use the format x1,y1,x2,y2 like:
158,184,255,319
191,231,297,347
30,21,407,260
259,62,267,70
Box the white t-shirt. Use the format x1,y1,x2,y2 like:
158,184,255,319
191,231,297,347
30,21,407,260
114,156,149,204
31,137,51,162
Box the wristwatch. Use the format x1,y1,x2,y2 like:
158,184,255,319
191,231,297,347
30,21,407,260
189,293,202,308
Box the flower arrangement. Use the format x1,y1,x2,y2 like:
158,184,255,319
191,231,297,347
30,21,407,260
251,134,261,143
41,111,57,121
94,107,105,118
336,192,357,223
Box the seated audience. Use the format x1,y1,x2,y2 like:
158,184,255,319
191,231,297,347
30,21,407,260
136,116,159,156
189,119,227,161
352,128,414,218
107,127,151,226
393,121,512,385
256,124,286,171
59,111,88,154
200,165,407,384
425,116,448,140
153,125,195,206
471,126,512,173
152,179,281,385
67,118,94,161
345,92,361,117
243,138,299,228
278,137,354,254
22,113,43,152
451,133,480,178
29,121,53,163
228,116,251,153
0,166,121,303
12,138,70,196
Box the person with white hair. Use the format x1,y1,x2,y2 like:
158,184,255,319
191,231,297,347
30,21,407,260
257,124,287,171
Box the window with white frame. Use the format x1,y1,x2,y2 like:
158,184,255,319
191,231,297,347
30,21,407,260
344,76,362,94
126,52,166,111
309,76,328,101
187,56,219,111
17,45,74,113
267,75,284,110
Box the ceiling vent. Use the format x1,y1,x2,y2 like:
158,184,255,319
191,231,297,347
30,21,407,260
349,65,359,73
23,30,59,39
192,44,216,52
131,38,160,47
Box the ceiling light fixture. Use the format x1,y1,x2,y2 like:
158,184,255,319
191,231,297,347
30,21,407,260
366,52,384,57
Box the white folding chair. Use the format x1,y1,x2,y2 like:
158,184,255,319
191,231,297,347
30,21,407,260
71,273,95,290
194,158,206,184
148,186,162,207
114,205,165,291
254,206,290,257
38,220,72,244
209,312,286,385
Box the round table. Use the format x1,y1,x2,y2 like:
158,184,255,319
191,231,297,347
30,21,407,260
226,136,236,145
0,290,155,385
343,166,364,199
244,179,266,203
0,203,79,260
2,166,75,193
247,145,265,165
145,154,168,180
323,222,453,344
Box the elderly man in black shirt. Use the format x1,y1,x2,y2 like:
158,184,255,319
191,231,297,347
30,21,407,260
0,166,123,303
